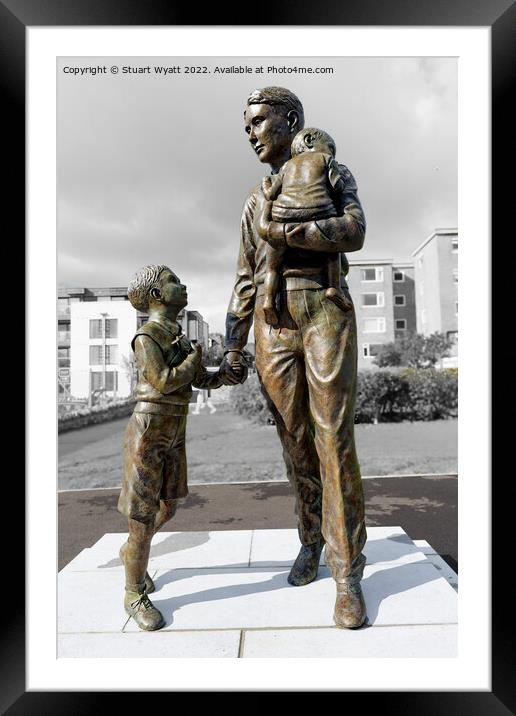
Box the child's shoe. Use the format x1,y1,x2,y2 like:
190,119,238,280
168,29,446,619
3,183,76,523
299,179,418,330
124,584,165,631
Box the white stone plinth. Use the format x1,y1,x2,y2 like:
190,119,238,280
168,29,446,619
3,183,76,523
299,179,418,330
59,526,457,658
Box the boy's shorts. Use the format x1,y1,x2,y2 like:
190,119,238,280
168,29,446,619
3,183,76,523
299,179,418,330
118,411,188,524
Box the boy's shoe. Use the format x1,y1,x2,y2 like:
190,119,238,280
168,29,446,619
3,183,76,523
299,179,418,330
119,543,155,594
333,581,367,629
124,584,165,631
287,538,325,586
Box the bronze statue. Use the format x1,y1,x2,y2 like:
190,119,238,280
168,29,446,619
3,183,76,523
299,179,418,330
258,126,352,325
117,265,223,630
219,87,368,628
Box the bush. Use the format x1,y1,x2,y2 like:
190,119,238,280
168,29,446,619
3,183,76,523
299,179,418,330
230,369,458,424
356,368,458,423
399,368,458,421
229,373,272,425
355,371,411,423
58,397,136,433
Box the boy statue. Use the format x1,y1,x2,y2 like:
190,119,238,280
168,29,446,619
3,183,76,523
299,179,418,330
117,264,223,630
256,126,352,326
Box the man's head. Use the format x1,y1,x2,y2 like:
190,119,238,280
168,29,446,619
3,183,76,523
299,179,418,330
128,265,187,314
291,127,337,158
244,86,305,170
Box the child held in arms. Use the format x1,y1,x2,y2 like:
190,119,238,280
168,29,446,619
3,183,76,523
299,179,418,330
117,264,223,630
257,127,352,326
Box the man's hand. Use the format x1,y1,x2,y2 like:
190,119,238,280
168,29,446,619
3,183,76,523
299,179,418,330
219,351,248,385
284,212,364,253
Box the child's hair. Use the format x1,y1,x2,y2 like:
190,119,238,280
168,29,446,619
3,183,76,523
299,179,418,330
291,127,337,157
128,264,169,312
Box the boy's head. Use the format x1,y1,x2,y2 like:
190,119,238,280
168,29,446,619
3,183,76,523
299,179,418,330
291,127,337,158
128,265,187,314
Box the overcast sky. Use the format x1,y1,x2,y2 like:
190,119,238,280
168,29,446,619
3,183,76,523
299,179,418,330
57,56,457,334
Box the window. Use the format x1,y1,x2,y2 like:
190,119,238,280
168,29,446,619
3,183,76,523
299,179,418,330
137,315,148,329
361,292,385,307
89,319,102,339
105,319,118,338
363,343,382,357
361,267,383,282
89,345,103,365
105,345,118,364
452,269,458,283
393,270,404,282
394,295,406,306
91,371,118,391
363,317,386,333
58,347,70,367
452,238,458,253
395,319,407,330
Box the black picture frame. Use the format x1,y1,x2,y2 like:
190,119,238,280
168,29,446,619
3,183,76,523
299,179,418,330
8,0,509,710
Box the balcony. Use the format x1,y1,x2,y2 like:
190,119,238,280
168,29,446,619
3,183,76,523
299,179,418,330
58,331,71,345
58,305,71,319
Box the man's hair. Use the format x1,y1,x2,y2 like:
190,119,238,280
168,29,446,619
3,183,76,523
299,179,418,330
247,86,305,128
127,264,168,312
291,127,337,157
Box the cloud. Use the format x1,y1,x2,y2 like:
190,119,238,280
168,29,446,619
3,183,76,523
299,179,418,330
57,56,457,333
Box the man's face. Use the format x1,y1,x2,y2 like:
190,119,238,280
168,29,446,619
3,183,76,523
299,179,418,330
157,269,188,310
244,103,293,166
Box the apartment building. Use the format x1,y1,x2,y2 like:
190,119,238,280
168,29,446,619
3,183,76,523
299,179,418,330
58,286,209,401
346,259,417,369
412,228,458,360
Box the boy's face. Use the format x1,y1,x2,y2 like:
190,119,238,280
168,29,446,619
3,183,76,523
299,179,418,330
155,269,188,310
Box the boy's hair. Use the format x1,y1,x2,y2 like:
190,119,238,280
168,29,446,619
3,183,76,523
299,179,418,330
247,86,305,128
291,127,337,157
127,264,169,312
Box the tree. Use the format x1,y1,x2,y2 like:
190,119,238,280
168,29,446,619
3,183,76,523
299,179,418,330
422,332,454,367
373,332,453,369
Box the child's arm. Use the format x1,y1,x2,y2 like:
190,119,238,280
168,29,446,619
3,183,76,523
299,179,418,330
192,363,224,391
134,335,202,394
327,156,345,194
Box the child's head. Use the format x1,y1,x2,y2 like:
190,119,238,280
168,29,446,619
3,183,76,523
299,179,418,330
128,265,187,314
291,127,337,158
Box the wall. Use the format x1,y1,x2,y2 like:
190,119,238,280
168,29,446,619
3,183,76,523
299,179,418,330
70,300,137,399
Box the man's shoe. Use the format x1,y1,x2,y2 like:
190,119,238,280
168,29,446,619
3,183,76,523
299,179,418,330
124,585,165,631
333,581,367,629
119,543,155,594
287,539,325,586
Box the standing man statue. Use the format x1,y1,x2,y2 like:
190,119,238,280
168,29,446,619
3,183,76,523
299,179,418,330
219,87,368,628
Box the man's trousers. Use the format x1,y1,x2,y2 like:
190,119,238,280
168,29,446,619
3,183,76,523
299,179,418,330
254,287,367,583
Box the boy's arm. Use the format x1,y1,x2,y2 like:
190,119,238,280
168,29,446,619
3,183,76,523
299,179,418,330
193,365,224,390
134,335,202,394
327,156,345,194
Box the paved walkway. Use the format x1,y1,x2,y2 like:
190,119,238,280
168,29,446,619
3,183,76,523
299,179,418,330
59,475,457,572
